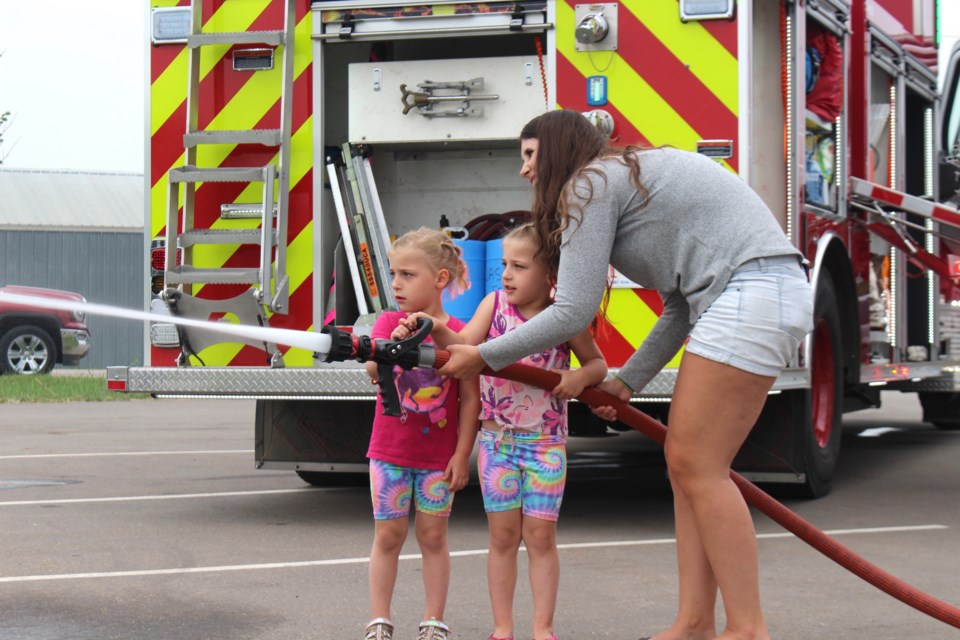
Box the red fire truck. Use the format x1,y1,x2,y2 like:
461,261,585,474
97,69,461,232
110,0,960,497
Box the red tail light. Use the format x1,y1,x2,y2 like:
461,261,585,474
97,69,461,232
150,247,182,271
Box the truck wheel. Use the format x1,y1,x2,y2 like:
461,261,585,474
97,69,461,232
0,325,58,375
918,392,960,431
798,277,844,498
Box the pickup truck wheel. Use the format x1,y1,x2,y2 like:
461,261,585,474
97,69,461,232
1,325,58,375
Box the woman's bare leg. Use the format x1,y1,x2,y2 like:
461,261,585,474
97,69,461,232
663,352,774,640
650,481,717,640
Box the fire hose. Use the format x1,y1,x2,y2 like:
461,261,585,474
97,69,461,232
473,357,960,629
2,291,958,628
319,321,960,629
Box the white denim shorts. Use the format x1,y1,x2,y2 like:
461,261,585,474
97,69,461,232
686,255,814,377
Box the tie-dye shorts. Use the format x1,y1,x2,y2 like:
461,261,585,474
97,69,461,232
477,429,566,521
369,458,453,520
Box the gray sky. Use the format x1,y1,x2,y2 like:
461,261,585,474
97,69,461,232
0,0,145,172
0,1,957,174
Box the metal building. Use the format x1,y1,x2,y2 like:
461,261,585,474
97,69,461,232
0,168,145,370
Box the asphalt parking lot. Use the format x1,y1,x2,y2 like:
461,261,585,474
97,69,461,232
1,391,958,640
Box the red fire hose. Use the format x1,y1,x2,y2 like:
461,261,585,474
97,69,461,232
431,350,960,629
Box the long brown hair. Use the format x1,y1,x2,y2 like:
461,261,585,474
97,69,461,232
520,110,649,338
520,110,648,267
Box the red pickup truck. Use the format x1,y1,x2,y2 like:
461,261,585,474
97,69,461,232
0,284,92,375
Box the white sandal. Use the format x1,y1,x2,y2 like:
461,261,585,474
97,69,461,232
364,618,394,640
417,618,451,640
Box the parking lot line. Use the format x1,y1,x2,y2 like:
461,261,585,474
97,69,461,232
552,524,947,549
0,449,250,459
0,525,946,584
0,488,310,506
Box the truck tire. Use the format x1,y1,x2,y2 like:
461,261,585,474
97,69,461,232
1,325,58,375
797,277,844,498
918,392,960,431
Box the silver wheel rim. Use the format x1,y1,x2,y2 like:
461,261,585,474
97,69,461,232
7,334,50,374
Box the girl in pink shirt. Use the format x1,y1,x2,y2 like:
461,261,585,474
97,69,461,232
363,227,481,640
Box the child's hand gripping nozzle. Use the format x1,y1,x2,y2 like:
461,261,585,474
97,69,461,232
319,318,436,417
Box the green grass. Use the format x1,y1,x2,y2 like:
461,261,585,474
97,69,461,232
0,374,152,403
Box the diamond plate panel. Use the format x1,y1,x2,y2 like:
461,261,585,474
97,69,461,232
119,365,810,398
125,366,376,396
636,370,676,397
625,367,808,398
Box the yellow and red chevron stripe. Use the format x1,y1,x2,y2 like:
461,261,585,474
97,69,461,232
150,0,314,367
557,1,738,367
557,0,738,168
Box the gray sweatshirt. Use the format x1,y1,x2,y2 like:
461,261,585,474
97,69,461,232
479,147,801,393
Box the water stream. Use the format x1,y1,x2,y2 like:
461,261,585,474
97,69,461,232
0,293,333,355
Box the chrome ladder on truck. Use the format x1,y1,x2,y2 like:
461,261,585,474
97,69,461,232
162,0,295,367
325,144,395,318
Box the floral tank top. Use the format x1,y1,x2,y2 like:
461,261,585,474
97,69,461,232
480,290,571,437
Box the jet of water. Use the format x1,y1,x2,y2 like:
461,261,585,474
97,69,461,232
0,292,333,356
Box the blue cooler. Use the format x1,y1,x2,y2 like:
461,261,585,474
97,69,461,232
485,238,504,295
442,239,485,323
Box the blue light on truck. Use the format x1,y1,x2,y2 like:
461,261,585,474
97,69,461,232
587,76,608,107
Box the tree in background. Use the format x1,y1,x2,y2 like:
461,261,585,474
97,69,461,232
0,110,11,164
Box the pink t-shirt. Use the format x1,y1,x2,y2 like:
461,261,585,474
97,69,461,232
480,291,571,437
366,311,467,470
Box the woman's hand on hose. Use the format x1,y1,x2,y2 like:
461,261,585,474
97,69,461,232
591,378,633,422
438,344,487,379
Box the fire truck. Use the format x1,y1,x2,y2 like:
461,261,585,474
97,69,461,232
110,0,960,497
